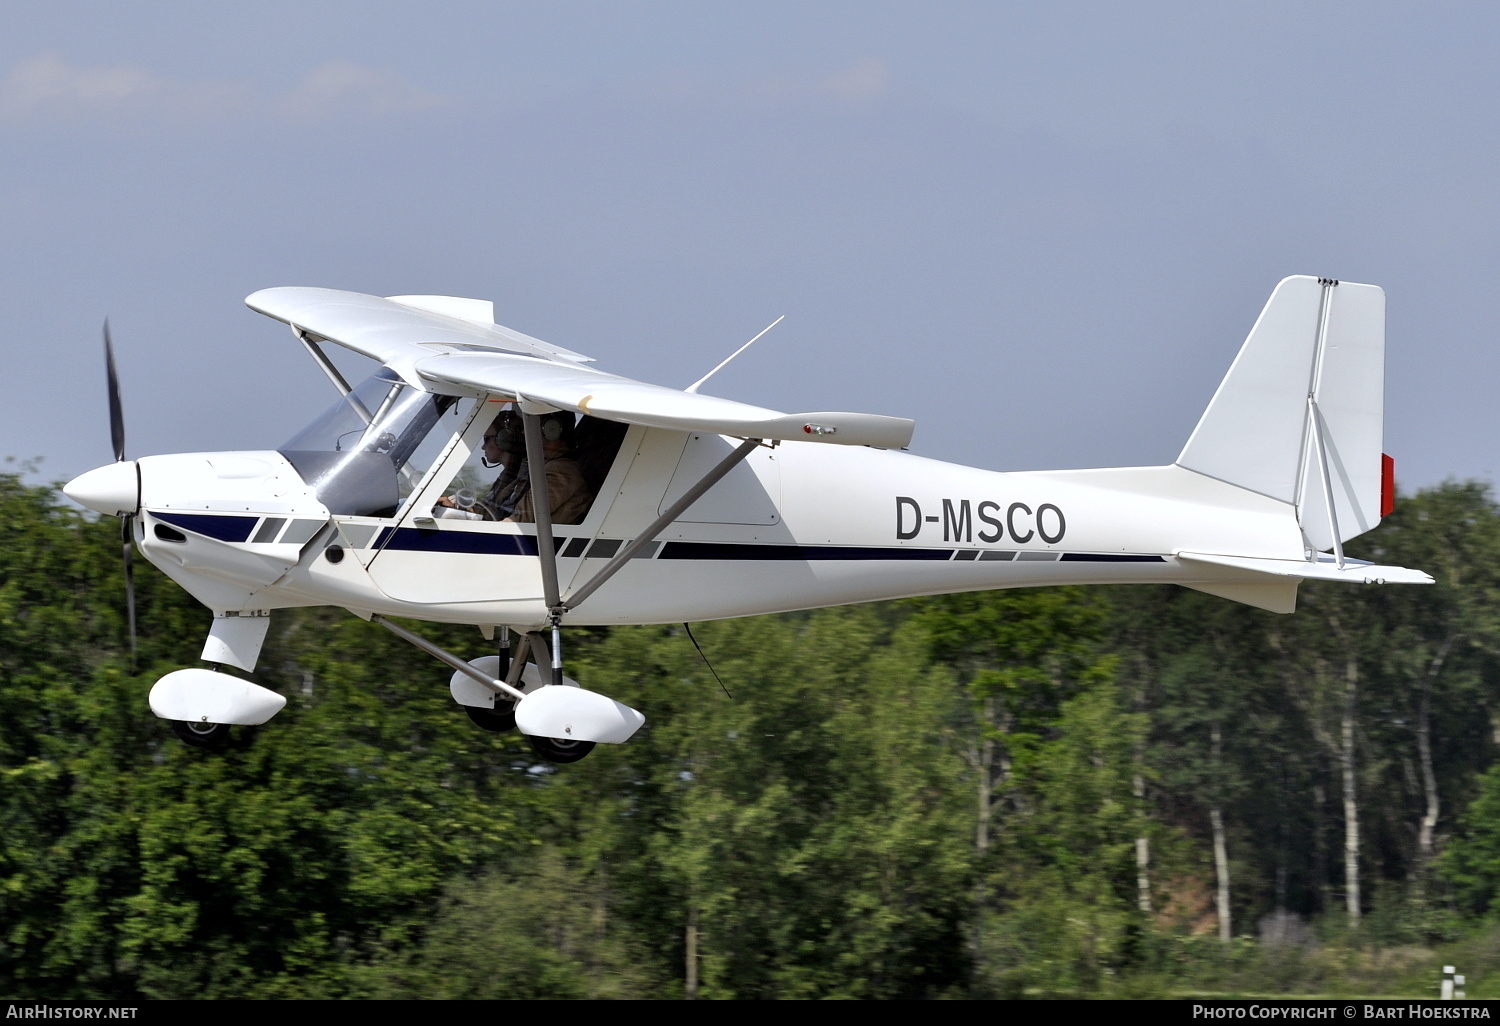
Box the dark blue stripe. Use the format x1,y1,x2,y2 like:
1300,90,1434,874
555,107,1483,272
368,528,1166,564
659,542,955,561
375,527,544,555
152,512,258,543
1059,553,1166,563
375,528,578,556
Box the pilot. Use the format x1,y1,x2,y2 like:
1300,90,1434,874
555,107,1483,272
437,410,523,518
438,410,591,524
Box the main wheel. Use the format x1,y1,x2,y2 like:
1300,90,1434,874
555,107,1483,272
465,703,517,733
171,720,230,749
525,734,596,764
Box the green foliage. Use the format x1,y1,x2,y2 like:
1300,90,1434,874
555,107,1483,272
5,473,1500,997
980,680,1149,991
358,848,652,999
1440,762,1500,915
579,610,974,998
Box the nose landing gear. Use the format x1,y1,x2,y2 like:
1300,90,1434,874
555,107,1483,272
170,719,231,749
526,734,595,764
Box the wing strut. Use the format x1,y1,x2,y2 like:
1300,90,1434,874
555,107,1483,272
524,428,762,686
522,412,563,611
563,437,764,611
292,324,374,425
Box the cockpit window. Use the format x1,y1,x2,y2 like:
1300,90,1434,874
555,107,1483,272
433,406,628,525
281,369,470,517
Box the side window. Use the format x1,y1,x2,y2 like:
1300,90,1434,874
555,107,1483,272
433,404,628,526
394,396,475,512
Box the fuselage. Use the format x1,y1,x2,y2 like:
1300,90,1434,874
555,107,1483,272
130,416,1305,630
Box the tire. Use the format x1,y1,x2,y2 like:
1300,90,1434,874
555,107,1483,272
171,720,230,749
525,734,596,764
465,704,517,733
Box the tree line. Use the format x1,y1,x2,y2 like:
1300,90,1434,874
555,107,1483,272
4,469,1500,998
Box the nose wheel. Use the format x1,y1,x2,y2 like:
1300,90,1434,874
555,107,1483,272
170,720,231,749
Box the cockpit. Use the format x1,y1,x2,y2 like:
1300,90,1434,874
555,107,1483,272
278,369,628,525
279,368,470,518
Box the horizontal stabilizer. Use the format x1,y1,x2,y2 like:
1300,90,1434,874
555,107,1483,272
1177,551,1433,585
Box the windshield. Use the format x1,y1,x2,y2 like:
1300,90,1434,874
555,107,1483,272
281,369,469,517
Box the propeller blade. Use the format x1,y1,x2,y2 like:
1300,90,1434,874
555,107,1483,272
122,516,137,672
104,320,126,463
101,321,137,669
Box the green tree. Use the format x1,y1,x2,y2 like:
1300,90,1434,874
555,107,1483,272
980,676,1156,993
564,608,972,998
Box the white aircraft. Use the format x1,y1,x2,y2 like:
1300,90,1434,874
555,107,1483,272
64,276,1431,760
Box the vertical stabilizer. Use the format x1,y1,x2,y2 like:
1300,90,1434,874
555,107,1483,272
1176,276,1385,550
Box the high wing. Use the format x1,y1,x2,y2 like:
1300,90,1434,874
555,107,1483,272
247,287,915,449
246,287,597,365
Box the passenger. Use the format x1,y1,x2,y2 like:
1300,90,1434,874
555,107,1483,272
503,411,591,525
437,410,591,524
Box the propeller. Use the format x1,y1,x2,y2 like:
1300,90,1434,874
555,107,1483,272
105,320,125,463
103,321,138,671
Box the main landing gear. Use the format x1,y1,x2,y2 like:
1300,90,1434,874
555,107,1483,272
373,616,622,766
464,703,593,762
452,636,598,763
429,416,754,763
465,704,517,733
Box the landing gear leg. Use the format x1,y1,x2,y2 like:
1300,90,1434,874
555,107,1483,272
467,627,520,732
518,411,593,762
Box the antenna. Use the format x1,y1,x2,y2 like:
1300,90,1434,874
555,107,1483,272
685,315,784,394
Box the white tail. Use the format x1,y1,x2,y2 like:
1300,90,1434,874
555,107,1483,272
1176,276,1386,552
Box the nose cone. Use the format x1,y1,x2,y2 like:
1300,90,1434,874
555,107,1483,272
64,460,140,516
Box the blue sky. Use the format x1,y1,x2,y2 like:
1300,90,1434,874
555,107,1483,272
5,2,1499,489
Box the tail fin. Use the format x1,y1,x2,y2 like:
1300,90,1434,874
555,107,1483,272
1176,276,1386,551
